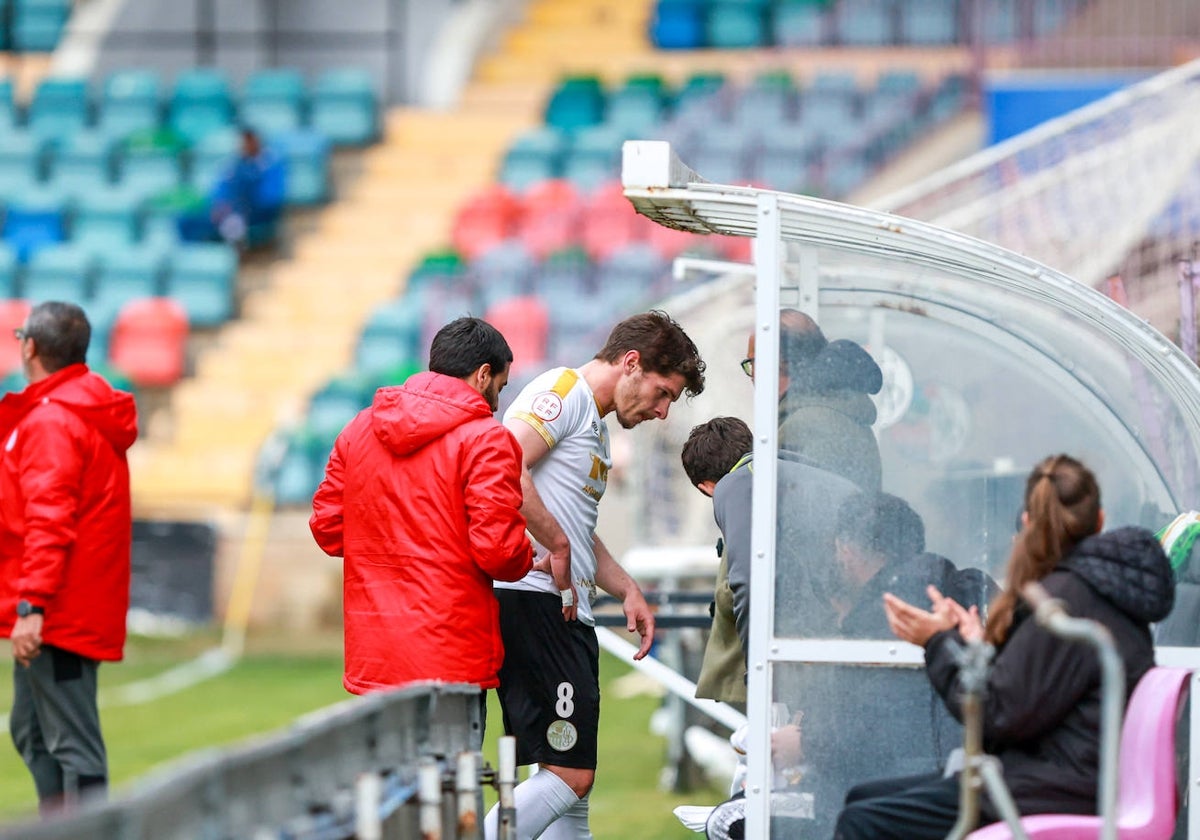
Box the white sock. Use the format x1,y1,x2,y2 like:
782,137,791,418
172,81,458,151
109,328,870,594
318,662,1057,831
538,794,592,839
484,769,579,840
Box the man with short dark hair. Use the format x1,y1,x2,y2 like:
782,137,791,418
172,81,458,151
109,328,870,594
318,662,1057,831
0,301,139,815
485,310,706,840
310,316,533,696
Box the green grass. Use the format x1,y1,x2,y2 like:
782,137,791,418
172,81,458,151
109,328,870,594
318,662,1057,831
0,634,723,836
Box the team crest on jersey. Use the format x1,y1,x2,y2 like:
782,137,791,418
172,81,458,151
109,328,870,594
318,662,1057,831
530,391,563,422
546,719,578,752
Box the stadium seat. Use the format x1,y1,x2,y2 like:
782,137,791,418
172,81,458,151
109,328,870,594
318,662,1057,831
12,0,71,52
47,131,116,199
354,302,426,379
899,0,959,45
705,0,770,49
271,129,331,205
562,125,625,194
309,68,379,146
594,242,666,311
0,130,48,201
4,192,66,262
98,68,163,140
470,239,536,307
498,127,566,193
118,136,184,199
0,297,31,379
90,244,167,325
544,76,606,132
169,68,235,145
518,180,582,259
305,375,372,443
733,72,799,127
580,181,643,261
605,81,665,137
484,296,549,376
0,78,17,130
164,243,237,327
240,68,306,137
773,0,829,46
269,426,329,505
650,0,706,49
405,248,468,296
752,133,818,194
108,296,188,387
0,242,17,300
835,0,895,44
71,189,143,251
22,243,95,304
27,77,90,143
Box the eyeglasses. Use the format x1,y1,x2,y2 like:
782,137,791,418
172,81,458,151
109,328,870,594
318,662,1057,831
740,357,754,378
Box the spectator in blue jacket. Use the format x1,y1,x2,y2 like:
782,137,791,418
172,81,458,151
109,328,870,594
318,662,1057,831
209,128,286,249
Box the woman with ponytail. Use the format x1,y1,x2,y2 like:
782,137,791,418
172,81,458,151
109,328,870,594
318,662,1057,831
833,454,1174,840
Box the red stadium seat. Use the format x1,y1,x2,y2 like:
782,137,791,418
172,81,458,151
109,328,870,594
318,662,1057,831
452,184,523,260
581,182,643,261
0,299,32,379
485,295,549,376
109,297,189,387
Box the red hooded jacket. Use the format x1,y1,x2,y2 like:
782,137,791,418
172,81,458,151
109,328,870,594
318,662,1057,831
0,364,139,661
310,371,533,694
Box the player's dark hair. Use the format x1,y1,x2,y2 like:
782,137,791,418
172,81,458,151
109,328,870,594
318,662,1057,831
595,310,705,398
681,417,753,487
429,317,513,378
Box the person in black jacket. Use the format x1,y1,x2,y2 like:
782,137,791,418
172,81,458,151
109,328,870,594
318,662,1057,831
833,453,1175,840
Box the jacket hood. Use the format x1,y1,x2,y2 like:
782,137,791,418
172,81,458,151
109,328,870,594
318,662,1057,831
0,365,138,452
1061,527,1175,623
372,371,492,457
781,387,878,427
790,339,883,396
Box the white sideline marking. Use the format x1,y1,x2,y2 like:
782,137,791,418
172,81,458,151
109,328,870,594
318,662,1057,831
0,646,236,730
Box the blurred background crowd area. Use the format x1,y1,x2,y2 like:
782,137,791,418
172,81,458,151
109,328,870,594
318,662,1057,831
0,0,1195,638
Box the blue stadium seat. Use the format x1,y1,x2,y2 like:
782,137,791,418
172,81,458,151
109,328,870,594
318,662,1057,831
12,0,70,52
688,125,757,186
169,69,235,145
594,243,666,311
240,68,306,137
271,129,330,205
164,243,237,327
21,242,94,304
4,191,65,262
27,77,90,143
470,239,536,307
650,0,706,49
0,241,18,299
309,68,379,146
98,69,163,140
733,74,799,126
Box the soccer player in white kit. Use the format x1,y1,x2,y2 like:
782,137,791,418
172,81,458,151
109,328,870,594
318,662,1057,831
485,311,706,840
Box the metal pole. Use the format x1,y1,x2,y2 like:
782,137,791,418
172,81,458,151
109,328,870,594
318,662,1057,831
1179,259,1197,362
496,736,517,840
457,751,480,840
355,771,383,840
419,758,442,840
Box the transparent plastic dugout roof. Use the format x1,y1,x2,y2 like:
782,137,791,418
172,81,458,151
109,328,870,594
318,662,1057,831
622,140,1200,838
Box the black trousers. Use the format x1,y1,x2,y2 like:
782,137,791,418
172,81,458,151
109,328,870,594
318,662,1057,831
833,772,962,840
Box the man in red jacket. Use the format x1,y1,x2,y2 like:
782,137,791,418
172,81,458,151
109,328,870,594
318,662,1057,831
0,301,139,815
310,316,533,699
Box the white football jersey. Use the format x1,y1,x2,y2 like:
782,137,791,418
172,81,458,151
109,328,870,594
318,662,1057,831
496,367,611,625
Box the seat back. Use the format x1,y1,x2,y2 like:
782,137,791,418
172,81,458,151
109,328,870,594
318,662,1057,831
967,666,1192,840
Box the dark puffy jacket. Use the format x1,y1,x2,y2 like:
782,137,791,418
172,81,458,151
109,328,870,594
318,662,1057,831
0,364,138,661
925,527,1174,820
310,371,533,693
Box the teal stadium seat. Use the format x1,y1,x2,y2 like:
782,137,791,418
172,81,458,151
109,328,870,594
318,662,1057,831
305,375,372,443
48,131,115,200
604,76,666,136
562,125,625,194
0,77,17,131
21,242,95,304
269,426,329,505
118,137,183,200
899,0,959,45
499,127,565,193
835,0,895,45
0,241,18,300
240,68,306,137
0,130,47,202
169,68,235,145
187,126,239,192
309,68,379,146
354,298,426,379
650,0,706,49
27,77,89,143
72,189,144,256
271,129,330,205
773,0,830,47
12,0,70,52
90,244,167,325
705,0,770,49
98,69,163,140
164,243,237,327
543,76,606,132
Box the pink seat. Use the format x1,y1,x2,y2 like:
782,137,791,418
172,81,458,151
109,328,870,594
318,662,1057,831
968,666,1192,840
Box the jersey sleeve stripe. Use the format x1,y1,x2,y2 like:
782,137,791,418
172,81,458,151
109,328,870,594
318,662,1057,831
511,411,556,448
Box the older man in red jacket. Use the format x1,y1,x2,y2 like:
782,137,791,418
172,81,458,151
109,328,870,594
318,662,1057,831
0,301,138,815
310,317,533,696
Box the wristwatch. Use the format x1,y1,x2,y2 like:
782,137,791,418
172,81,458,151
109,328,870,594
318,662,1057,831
16,599,44,618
